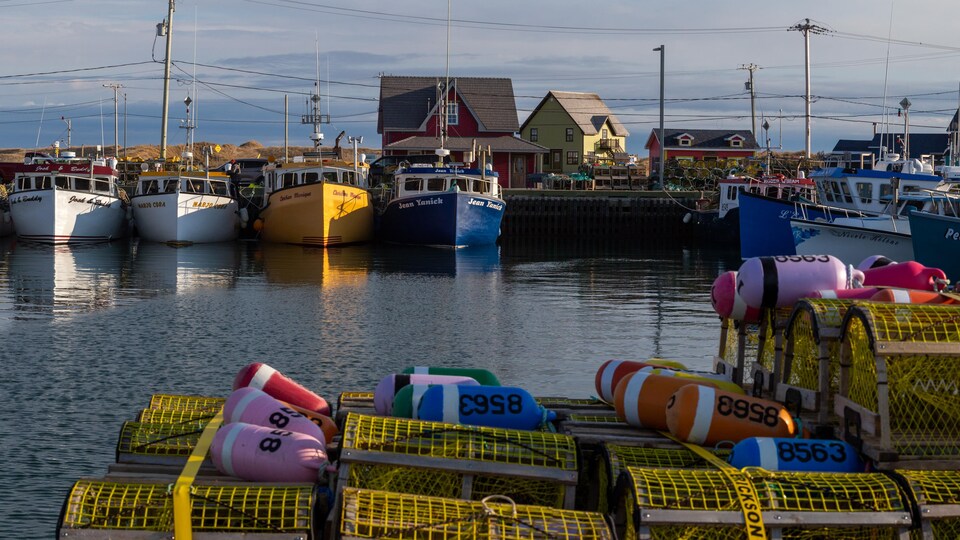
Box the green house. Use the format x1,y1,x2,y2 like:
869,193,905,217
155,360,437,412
520,91,630,174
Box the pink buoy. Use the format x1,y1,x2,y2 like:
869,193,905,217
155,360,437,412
223,387,327,446
857,255,896,271
211,422,327,482
811,287,883,300
233,363,331,416
373,374,479,415
594,359,687,404
737,255,864,309
710,271,760,322
861,261,948,291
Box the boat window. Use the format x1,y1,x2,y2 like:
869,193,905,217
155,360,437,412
455,178,468,191
282,172,296,188
427,177,446,191
404,177,423,192
94,179,111,193
211,180,227,195
471,179,486,193
164,179,178,193
55,176,69,189
856,182,872,204
74,178,90,191
303,172,320,184
16,177,28,190
821,185,834,202
879,183,893,201
142,180,159,194
343,171,356,185
839,181,853,204
323,171,339,183
36,176,52,189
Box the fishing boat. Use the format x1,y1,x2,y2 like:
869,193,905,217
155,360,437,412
7,153,128,244
908,210,960,280
255,153,372,247
375,154,505,247
684,173,816,245
808,152,943,214
131,167,241,245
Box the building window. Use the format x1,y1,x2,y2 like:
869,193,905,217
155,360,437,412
446,102,459,126
565,128,574,142
730,138,743,148
678,138,692,147
602,128,608,139
552,150,561,165
566,151,579,165
530,128,538,142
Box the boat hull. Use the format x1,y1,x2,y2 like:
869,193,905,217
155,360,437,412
908,211,960,280
791,218,913,263
739,191,860,259
132,192,239,244
8,188,126,244
378,191,505,247
259,182,372,246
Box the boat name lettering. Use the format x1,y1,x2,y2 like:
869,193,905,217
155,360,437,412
69,196,109,207
779,209,803,220
398,201,414,209
485,201,504,211
138,201,166,208
192,201,228,209
944,228,960,241
11,195,42,204
468,199,485,207
416,197,442,207
332,189,359,199
828,229,898,245
293,192,312,199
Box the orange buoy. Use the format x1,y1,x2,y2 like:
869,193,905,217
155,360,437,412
869,288,959,304
613,372,720,431
594,359,687,403
281,402,339,443
665,385,797,446
640,367,745,395
233,363,331,416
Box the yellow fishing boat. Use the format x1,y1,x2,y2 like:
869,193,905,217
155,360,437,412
255,155,373,247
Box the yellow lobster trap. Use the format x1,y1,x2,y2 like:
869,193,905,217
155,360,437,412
115,394,226,467
780,298,856,425
58,479,319,538
613,466,912,540
896,469,960,539
334,413,579,512
339,487,614,539
837,303,960,465
715,307,788,392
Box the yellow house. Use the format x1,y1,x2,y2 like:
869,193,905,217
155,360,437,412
520,91,630,174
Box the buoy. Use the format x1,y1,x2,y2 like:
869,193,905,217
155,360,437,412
594,359,688,404
401,366,501,386
233,363,331,416
639,367,745,395
665,385,797,446
862,261,948,291
727,437,864,473
737,255,864,309
223,387,327,445
416,385,556,430
210,422,328,482
857,255,896,271
812,287,883,300
391,384,433,419
373,374,479,416
252,218,264,232
239,207,249,227
710,271,761,322
614,372,721,431
279,402,339,444
869,288,959,304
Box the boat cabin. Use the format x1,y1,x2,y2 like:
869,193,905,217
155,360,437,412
264,163,366,194
14,165,117,195
392,166,501,200
716,174,816,219
136,173,233,197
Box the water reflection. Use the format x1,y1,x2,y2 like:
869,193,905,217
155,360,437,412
2,239,129,320
256,243,373,287
130,240,241,292
372,244,501,276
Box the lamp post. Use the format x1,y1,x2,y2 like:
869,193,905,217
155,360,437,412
899,97,911,159
654,45,665,187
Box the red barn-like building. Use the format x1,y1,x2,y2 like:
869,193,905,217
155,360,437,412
378,76,547,188
645,129,759,178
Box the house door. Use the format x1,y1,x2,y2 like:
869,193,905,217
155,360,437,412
513,155,526,188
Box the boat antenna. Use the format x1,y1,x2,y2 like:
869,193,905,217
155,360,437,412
879,0,895,161
435,0,451,163
159,0,175,160
306,32,324,152
35,97,46,148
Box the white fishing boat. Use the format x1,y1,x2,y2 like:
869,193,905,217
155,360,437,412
7,153,127,244
809,152,944,214
131,167,241,245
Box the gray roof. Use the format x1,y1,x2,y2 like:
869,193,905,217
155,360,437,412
648,128,758,149
521,91,629,137
378,76,519,133
384,135,548,154
832,133,947,158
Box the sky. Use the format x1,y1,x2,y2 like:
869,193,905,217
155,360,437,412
1,0,959,158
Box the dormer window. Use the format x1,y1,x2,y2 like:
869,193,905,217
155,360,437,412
678,137,693,147
726,134,746,148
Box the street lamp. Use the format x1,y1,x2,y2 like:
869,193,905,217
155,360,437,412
899,97,911,159
653,45,664,188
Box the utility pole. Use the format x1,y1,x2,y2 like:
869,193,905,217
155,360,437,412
159,0,176,160
739,64,760,138
103,83,124,157
654,45,665,187
790,18,828,159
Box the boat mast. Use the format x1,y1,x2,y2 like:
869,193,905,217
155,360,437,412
307,34,324,152
436,0,451,163
159,0,175,160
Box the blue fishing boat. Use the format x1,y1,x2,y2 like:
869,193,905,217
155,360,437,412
908,210,960,280
808,153,942,214
375,160,505,247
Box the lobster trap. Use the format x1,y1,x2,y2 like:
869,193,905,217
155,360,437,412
836,303,960,466
613,466,913,540
715,308,789,391
896,469,960,539
58,478,319,539
338,487,614,539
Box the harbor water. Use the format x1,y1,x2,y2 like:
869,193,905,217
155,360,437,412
0,236,741,538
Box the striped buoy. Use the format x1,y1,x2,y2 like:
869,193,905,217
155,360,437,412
665,385,797,446
613,372,720,431
594,359,687,404
233,363,330,416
